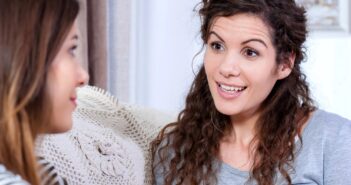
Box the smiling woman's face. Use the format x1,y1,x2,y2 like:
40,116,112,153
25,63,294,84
204,13,291,122
46,22,89,133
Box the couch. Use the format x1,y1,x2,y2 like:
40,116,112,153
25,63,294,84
35,86,174,185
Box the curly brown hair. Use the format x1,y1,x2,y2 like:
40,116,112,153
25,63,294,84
151,0,315,185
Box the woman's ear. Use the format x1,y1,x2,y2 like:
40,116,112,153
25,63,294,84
277,52,295,80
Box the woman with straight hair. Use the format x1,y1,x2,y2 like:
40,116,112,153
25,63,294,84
0,0,88,184
152,0,351,185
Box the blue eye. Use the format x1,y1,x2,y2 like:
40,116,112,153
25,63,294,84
210,42,225,52
69,45,77,57
243,48,259,58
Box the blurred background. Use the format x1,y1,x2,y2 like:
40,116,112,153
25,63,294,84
76,0,351,120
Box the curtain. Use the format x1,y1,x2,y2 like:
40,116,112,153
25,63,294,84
77,0,107,90
76,0,131,102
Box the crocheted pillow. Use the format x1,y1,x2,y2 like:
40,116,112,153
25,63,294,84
35,86,175,185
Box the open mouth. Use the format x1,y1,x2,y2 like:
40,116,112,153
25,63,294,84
218,83,247,93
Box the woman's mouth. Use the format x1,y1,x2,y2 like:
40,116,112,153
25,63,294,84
219,83,247,93
70,97,77,106
217,82,247,99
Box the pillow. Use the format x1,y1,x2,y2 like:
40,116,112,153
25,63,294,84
36,86,175,185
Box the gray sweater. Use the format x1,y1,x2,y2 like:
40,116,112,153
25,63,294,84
217,109,351,185
0,164,29,185
155,109,351,185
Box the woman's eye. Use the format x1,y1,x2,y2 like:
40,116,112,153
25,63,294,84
69,45,77,57
243,48,259,58
210,42,225,52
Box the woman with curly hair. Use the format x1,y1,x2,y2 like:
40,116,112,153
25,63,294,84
0,0,88,184
152,0,351,184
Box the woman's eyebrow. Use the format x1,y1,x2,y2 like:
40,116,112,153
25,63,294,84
71,34,78,40
209,31,267,49
209,31,224,42
241,39,267,48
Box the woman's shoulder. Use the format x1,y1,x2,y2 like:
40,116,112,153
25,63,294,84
305,109,351,147
304,110,351,184
307,109,351,134
0,164,29,185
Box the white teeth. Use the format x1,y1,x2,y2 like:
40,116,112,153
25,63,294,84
220,84,245,92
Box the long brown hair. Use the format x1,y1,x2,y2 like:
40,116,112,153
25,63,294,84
152,0,315,184
0,0,79,184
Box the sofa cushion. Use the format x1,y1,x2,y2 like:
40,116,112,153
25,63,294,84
36,86,174,185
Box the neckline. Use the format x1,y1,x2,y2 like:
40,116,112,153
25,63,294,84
219,109,320,175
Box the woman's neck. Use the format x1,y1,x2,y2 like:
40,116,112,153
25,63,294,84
225,110,260,145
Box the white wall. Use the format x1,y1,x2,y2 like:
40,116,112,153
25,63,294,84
131,0,351,120
131,0,201,113
304,35,351,119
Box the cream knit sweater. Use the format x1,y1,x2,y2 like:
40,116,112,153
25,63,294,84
35,86,174,185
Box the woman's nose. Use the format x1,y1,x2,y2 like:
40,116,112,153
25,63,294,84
219,53,241,78
77,65,89,86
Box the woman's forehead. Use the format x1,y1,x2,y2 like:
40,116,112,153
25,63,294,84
209,14,273,43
